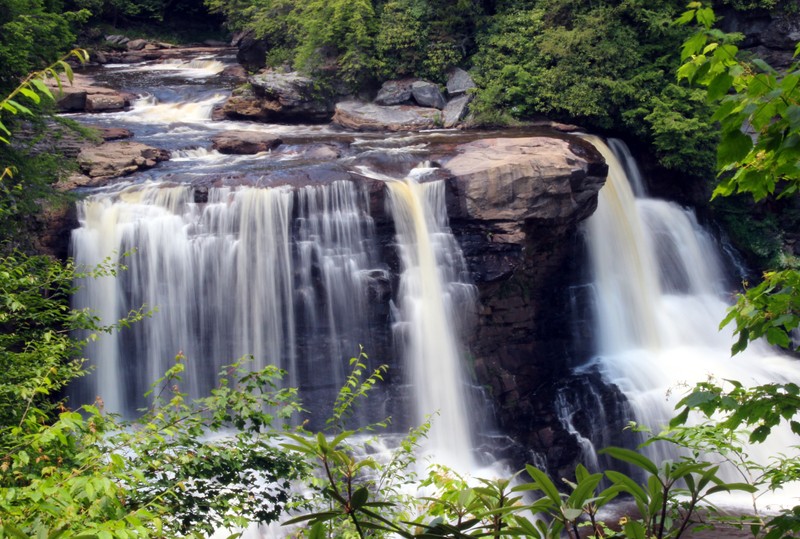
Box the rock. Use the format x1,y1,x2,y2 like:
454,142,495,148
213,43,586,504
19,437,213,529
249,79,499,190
219,72,334,123
55,88,88,112
203,39,229,47
374,79,415,106
332,101,440,131
73,141,170,183
232,29,268,71
49,73,130,113
93,50,108,64
105,34,129,45
444,137,606,225
443,94,472,128
446,68,476,96
127,39,148,51
96,127,134,141
221,64,248,83
211,130,283,154
761,14,800,51
411,80,446,109
86,93,128,112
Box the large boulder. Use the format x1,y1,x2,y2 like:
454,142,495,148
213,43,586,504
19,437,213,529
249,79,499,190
374,79,416,106
444,137,605,225
219,72,334,123
442,94,472,128
446,68,476,97
231,29,268,71
411,81,446,109
211,130,283,154
332,101,441,131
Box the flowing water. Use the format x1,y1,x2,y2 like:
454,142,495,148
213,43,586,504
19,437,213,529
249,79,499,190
581,136,800,503
68,54,480,469
65,51,800,519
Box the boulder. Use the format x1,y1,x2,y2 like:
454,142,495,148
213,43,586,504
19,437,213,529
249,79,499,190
443,137,605,225
86,93,128,112
411,81,446,109
446,68,476,96
127,39,148,51
231,29,268,71
211,130,283,154
105,34,129,45
72,141,170,184
332,101,441,131
219,72,334,123
442,94,471,128
95,127,134,141
374,79,415,106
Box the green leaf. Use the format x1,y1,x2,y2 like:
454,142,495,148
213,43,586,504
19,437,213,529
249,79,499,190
600,446,658,475
351,486,369,509
526,464,562,504
717,129,753,168
623,520,647,539
707,72,733,101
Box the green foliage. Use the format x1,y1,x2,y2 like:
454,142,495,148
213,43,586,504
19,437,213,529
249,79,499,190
0,357,308,537
471,0,717,176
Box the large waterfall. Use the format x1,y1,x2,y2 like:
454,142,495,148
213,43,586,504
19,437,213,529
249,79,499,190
583,136,800,491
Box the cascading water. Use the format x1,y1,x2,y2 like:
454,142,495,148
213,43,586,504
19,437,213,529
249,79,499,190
581,136,800,494
386,168,478,470
71,181,388,424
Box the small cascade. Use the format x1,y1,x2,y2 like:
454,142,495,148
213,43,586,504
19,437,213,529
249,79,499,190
126,93,227,123
386,167,478,471
580,137,800,491
71,181,384,422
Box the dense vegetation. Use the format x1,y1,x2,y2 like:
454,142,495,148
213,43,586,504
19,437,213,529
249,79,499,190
0,0,799,537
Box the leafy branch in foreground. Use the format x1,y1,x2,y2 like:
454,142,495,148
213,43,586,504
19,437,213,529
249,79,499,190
0,48,88,144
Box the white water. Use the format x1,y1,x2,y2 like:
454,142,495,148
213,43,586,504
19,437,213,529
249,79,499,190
584,136,800,503
387,170,477,471
71,181,383,418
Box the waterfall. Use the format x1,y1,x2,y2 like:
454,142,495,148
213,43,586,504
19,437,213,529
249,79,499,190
582,136,800,490
71,181,384,422
386,170,478,470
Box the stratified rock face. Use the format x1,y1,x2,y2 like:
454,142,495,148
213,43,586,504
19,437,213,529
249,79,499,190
211,130,282,154
219,72,334,123
332,101,440,131
439,136,609,475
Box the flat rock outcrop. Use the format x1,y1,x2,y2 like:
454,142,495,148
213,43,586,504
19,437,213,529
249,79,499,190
332,101,441,131
60,141,170,189
211,130,283,154
49,73,132,113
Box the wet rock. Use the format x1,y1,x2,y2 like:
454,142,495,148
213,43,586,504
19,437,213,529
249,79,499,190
332,101,440,131
443,94,471,128
411,81,446,109
86,93,128,112
211,130,283,154
93,50,109,64
446,68,476,97
105,34,129,45
374,79,415,106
